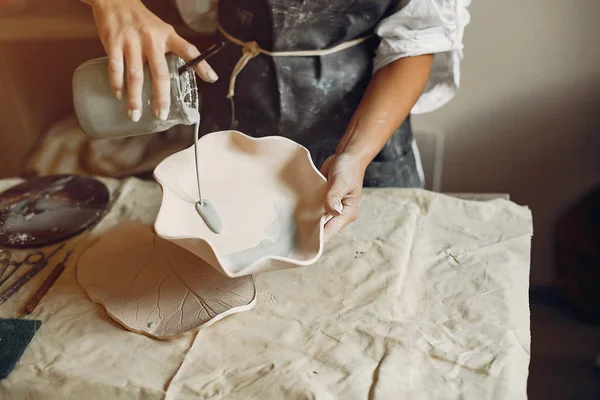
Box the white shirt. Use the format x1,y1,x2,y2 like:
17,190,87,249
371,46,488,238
175,0,471,114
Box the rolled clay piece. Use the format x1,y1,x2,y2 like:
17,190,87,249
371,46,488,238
77,220,256,339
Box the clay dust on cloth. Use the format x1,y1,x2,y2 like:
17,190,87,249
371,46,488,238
0,178,532,400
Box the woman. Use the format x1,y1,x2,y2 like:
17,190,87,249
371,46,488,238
83,0,471,240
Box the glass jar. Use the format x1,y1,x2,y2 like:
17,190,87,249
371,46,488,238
72,53,199,139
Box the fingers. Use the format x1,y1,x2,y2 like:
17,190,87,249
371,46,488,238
168,35,218,83
323,196,359,242
106,46,124,101
147,43,171,121
325,174,350,216
322,156,362,241
321,156,346,216
97,10,218,124
93,1,194,122
124,40,144,122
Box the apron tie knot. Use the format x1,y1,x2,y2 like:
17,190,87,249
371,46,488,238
226,41,262,99
243,41,262,57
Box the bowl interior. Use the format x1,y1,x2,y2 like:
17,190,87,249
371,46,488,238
154,131,327,274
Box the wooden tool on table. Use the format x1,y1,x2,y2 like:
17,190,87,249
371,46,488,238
0,243,64,306
20,251,73,317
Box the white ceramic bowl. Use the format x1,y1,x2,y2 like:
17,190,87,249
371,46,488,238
153,130,329,278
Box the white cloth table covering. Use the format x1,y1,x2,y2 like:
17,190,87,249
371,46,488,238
0,178,532,399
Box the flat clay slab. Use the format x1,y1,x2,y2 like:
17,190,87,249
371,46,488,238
77,220,256,339
0,175,109,248
153,130,329,278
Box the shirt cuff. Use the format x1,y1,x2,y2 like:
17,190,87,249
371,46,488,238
373,0,471,114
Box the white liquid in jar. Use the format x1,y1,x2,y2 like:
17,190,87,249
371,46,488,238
73,54,200,139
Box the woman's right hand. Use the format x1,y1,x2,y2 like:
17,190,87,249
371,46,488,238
86,0,218,122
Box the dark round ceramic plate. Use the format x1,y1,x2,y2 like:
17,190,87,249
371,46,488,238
0,175,109,248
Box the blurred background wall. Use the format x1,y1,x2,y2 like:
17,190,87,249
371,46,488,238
413,0,600,285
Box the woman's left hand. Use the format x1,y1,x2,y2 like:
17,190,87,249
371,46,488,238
320,153,366,242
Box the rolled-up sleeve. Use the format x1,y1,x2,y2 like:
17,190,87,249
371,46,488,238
374,0,472,114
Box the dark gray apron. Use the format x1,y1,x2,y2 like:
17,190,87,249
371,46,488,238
199,0,422,188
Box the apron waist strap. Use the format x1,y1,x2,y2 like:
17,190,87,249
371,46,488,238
217,23,373,99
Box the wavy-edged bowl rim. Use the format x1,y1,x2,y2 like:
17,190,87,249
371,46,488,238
153,130,330,278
